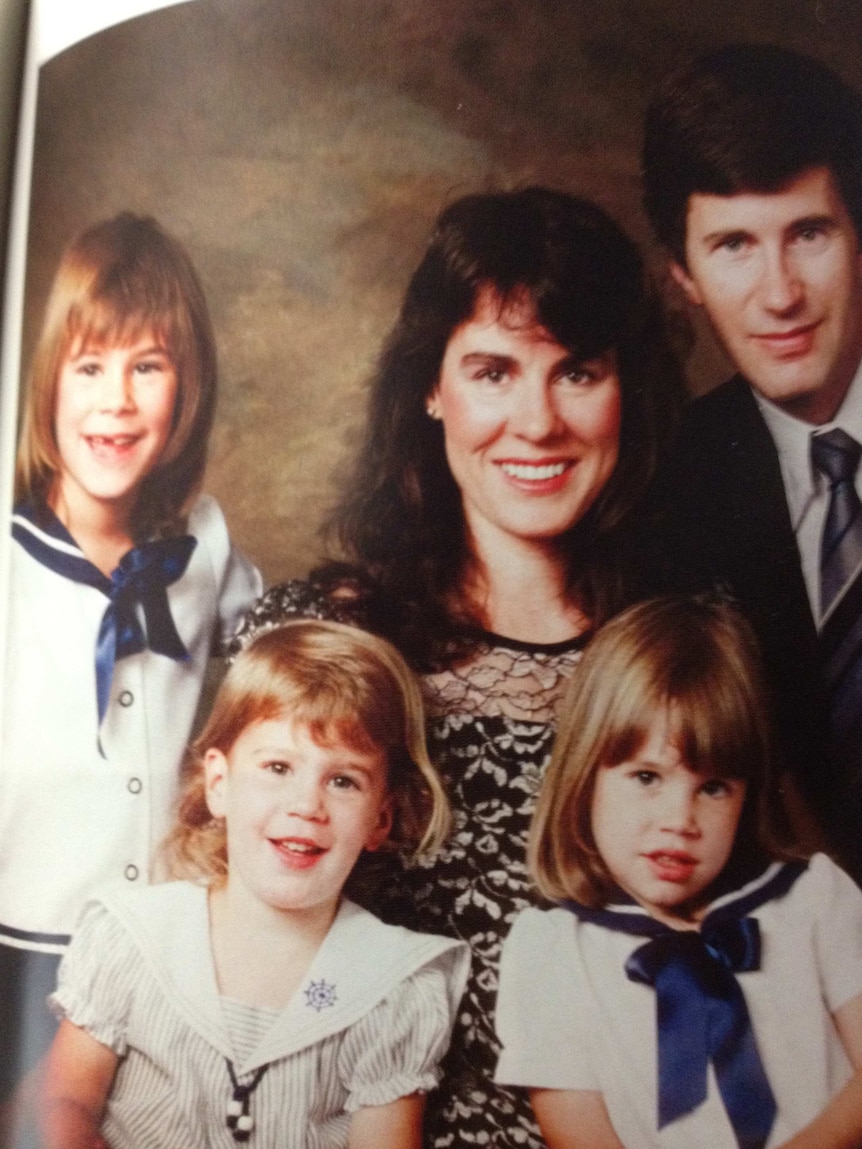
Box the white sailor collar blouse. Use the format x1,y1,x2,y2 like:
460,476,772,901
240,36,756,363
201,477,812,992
496,855,862,1149
1,495,261,949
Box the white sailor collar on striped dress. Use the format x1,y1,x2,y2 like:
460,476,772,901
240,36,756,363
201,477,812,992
98,881,470,1072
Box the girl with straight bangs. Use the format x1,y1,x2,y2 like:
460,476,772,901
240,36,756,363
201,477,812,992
17,210,215,538
42,621,468,1149
2,213,260,1111
496,596,862,1149
529,595,784,909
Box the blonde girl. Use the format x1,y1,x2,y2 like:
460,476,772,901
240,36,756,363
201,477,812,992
2,214,261,1100
496,596,862,1149
42,620,468,1149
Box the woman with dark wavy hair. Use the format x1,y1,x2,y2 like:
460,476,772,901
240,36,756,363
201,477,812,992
236,187,683,1148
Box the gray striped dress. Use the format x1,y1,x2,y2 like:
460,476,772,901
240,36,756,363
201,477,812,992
50,883,470,1148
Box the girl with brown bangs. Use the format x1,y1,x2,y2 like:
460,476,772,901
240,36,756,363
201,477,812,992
2,214,260,1114
496,596,862,1149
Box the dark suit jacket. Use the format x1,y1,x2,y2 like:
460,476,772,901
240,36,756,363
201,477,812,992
641,374,834,826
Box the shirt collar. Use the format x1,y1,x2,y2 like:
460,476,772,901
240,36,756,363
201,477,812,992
755,354,862,529
561,860,807,937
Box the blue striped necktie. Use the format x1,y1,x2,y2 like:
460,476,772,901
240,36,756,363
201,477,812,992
812,431,862,876
811,428,862,619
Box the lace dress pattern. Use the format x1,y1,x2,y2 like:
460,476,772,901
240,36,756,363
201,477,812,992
233,581,587,1148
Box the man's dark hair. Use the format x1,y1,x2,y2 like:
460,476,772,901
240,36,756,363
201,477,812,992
643,43,862,265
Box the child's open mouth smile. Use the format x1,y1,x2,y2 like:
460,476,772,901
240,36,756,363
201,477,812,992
270,836,328,870
205,717,393,920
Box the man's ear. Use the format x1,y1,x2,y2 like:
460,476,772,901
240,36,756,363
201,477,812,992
670,260,704,307
204,748,229,819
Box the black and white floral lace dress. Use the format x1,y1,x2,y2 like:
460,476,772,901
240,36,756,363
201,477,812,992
233,581,588,1148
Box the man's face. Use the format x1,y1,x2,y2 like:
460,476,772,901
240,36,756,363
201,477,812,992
672,166,862,425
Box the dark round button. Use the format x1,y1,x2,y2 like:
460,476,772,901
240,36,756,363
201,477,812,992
127,777,142,795
118,691,134,707
124,864,139,881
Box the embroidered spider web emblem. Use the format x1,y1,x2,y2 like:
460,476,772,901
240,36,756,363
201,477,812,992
304,979,337,1011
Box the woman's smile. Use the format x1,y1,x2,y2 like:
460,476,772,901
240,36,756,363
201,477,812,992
496,457,574,488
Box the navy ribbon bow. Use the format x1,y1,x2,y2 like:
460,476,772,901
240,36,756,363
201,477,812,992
625,917,776,1149
12,504,196,728
94,537,197,724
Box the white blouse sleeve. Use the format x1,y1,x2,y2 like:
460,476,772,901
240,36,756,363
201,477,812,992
188,494,263,649
495,907,600,1091
808,853,862,1013
48,899,136,1056
338,956,462,1111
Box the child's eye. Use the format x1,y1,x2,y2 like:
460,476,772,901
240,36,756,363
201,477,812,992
135,358,170,375
75,361,102,377
330,773,361,791
633,769,659,786
560,368,593,386
700,777,733,798
264,760,289,776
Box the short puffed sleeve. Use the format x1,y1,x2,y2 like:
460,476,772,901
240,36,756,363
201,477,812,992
337,954,463,1110
495,907,600,1091
48,899,136,1055
807,853,862,1012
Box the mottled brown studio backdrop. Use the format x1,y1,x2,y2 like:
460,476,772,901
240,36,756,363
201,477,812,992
21,0,862,584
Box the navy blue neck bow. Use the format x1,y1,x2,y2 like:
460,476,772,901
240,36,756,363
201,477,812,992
626,918,774,1149
12,503,196,728
563,862,806,1149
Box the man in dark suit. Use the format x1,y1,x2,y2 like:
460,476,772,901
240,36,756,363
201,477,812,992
642,44,862,875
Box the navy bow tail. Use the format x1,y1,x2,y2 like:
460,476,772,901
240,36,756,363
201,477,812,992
95,536,197,724
625,918,776,1149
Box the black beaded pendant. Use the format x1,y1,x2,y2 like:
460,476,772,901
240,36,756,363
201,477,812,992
225,1060,269,1143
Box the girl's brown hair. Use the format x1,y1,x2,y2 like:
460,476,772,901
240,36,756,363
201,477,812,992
15,213,217,538
530,595,795,906
162,620,450,885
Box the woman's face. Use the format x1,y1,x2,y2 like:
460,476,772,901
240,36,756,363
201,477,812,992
429,288,622,554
